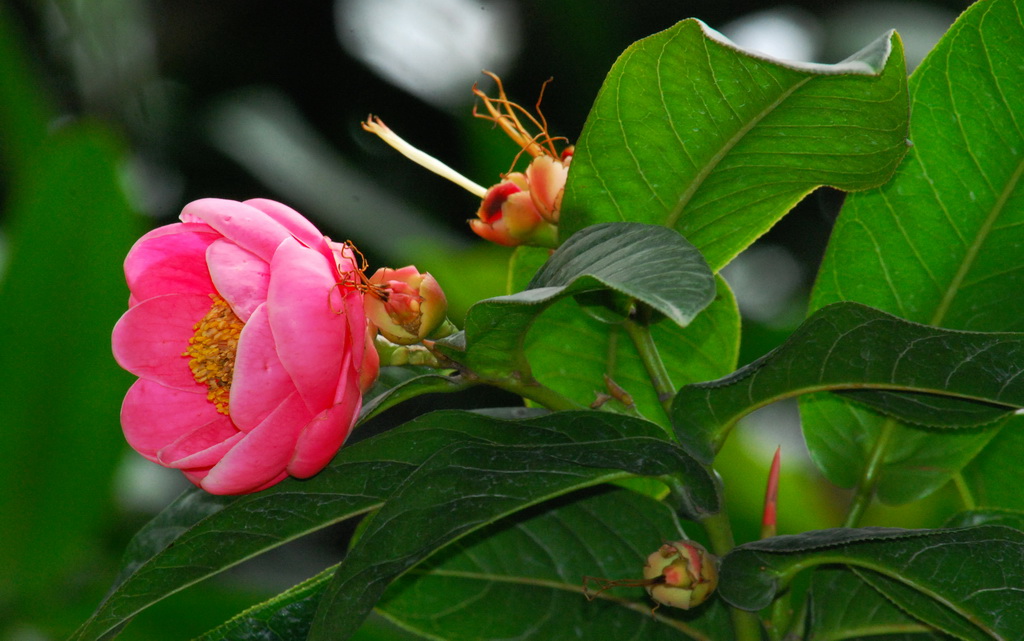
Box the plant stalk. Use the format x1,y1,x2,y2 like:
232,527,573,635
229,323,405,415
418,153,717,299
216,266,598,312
700,511,763,641
844,419,897,528
494,376,584,412
622,312,675,419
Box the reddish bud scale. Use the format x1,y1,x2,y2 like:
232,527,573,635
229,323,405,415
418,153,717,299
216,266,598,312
761,446,781,539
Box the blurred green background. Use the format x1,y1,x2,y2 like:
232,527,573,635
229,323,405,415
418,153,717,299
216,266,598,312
0,1,966,639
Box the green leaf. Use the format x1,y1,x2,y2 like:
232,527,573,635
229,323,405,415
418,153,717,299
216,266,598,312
561,19,909,271
358,366,468,423
192,489,734,641
671,302,1021,463
806,568,942,641
75,413,549,641
802,0,1024,504
435,222,715,380
526,222,715,327
379,488,734,641
195,565,335,641
944,509,1024,531
524,277,739,424
75,411,713,641
962,419,1024,511
719,526,1024,641
306,411,717,641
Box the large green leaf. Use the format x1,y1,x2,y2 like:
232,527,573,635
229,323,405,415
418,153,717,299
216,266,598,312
806,568,943,641
306,411,717,641
192,489,734,641
672,302,1021,462
434,222,715,381
378,488,733,641
802,0,1024,505
74,410,713,641
719,526,1024,640
560,19,909,271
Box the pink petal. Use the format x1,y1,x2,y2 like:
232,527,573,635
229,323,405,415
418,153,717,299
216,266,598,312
287,356,362,478
121,378,218,460
525,155,568,218
124,223,219,303
358,325,380,393
112,293,214,390
267,238,348,414
206,239,270,322
244,199,327,252
200,390,312,495
182,468,212,486
229,304,295,432
181,199,295,263
157,419,243,469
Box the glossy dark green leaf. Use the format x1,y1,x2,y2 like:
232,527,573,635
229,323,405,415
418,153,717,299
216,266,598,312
358,366,467,423
561,19,909,272
379,488,734,641
434,222,715,380
802,0,1024,505
719,526,1024,640
306,411,717,641
75,411,713,641
806,568,942,641
526,222,715,326
192,489,734,641
672,302,1022,463
196,566,334,641
944,509,1024,531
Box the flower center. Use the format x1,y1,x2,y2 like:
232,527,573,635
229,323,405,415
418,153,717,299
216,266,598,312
184,294,244,415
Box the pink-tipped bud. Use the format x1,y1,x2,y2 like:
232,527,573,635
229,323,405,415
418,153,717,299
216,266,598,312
365,266,448,345
642,541,718,610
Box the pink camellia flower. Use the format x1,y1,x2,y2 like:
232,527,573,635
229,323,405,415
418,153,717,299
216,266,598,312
111,198,380,495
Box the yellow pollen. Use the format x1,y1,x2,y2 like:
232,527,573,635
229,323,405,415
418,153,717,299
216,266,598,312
183,294,244,415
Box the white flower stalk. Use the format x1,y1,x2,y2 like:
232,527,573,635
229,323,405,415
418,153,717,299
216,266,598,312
362,116,487,198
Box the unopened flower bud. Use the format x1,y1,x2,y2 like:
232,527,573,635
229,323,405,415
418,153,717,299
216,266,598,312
642,540,718,609
365,266,447,345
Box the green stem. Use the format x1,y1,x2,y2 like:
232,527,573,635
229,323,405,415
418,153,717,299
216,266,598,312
700,511,764,641
953,471,977,511
622,312,675,418
493,376,584,412
844,419,897,528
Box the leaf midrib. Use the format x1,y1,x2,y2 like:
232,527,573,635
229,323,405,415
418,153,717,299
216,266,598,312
930,156,1024,327
403,568,716,641
663,75,812,229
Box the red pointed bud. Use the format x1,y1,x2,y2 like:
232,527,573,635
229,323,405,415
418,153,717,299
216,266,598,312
642,541,718,610
365,266,448,345
761,446,781,539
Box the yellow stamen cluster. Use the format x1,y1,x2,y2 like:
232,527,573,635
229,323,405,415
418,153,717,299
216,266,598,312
184,294,244,415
